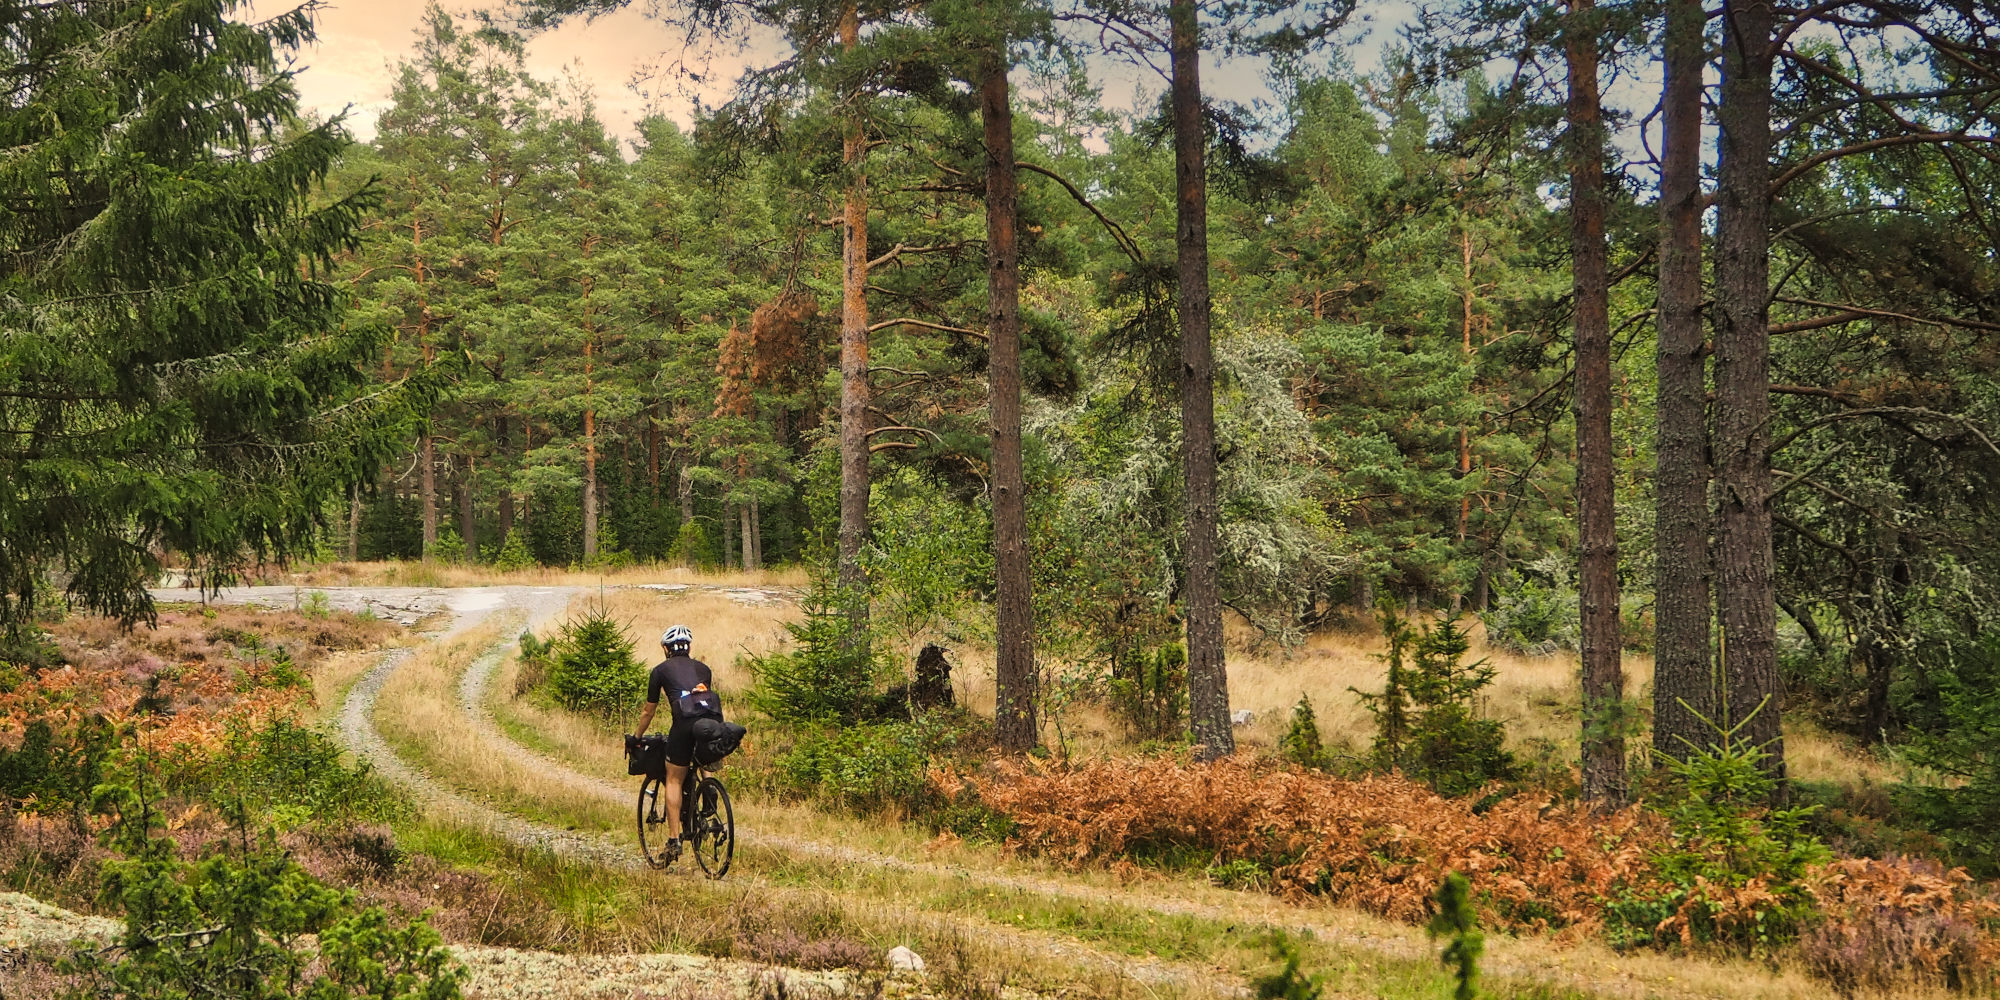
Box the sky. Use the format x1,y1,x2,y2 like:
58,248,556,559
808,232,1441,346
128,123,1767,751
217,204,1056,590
247,0,1409,150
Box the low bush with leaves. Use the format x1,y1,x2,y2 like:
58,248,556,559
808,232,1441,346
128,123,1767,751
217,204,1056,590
767,710,983,815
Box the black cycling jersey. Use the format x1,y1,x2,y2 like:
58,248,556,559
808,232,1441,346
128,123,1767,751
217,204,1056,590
646,654,714,717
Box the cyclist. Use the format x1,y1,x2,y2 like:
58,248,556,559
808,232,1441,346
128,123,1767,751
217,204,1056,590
633,623,713,862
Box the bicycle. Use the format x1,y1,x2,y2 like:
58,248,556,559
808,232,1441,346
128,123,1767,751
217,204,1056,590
636,759,734,877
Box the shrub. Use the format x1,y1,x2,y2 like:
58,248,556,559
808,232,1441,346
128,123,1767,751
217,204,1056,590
545,604,646,715
514,630,552,698
1356,610,1515,796
489,530,537,571
1803,900,1990,997
1480,576,1577,655
747,588,883,725
1106,642,1187,741
665,520,714,569
200,716,407,827
1901,636,2000,878
1279,696,1331,770
81,821,462,1000
1428,872,1483,1000
1606,708,1829,951
0,716,114,816
770,716,964,815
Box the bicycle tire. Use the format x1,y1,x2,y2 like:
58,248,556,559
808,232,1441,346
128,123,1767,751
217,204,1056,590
636,773,676,869
691,776,734,879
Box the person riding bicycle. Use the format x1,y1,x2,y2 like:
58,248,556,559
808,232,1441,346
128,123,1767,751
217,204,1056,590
633,623,713,861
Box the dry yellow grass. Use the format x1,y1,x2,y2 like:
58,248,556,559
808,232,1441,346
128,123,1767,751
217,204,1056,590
372,623,628,833
311,647,394,727
265,559,806,592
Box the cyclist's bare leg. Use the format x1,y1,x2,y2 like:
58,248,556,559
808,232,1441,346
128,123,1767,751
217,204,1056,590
664,761,690,838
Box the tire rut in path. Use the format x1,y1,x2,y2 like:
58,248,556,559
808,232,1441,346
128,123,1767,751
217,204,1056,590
339,587,1230,996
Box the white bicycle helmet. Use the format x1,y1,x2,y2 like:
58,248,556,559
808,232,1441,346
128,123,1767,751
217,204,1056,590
661,624,693,649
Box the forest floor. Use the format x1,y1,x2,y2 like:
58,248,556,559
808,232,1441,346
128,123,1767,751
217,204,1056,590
81,566,1939,999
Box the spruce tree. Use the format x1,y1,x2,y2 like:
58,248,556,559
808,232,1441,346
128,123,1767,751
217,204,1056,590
0,0,434,628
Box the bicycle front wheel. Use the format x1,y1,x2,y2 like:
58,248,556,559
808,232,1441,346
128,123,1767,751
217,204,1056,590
636,773,676,869
690,777,734,879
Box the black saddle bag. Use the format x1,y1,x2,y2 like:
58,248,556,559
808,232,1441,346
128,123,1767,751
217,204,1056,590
625,733,669,776
689,717,747,766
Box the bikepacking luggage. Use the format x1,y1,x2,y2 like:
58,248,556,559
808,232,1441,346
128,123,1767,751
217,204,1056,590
690,716,747,766
625,733,669,776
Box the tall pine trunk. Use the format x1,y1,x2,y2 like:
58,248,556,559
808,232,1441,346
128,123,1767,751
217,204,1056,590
347,483,361,562
1568,0,1625,803
421,433,437,555
581,269,599,561
836,0,871,627
740,499,754,572
750,498,763,570
496,411,515,544
460,456,476,559
1653,0,1715,760
1171,0,1232,762
983,50,1036,752
1714,0,1783,776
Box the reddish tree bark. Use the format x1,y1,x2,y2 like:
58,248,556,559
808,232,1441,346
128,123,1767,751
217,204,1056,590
836,0,872,626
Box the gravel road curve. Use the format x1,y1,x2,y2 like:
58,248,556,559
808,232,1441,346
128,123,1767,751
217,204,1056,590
145,583,1673,1000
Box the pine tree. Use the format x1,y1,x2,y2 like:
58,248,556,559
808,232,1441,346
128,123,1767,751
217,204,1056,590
0,0,434,628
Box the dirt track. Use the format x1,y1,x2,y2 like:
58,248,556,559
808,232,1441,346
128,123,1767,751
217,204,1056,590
140,582,1711,1000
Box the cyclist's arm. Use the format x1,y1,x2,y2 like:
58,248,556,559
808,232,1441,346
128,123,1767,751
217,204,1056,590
635,699,659,736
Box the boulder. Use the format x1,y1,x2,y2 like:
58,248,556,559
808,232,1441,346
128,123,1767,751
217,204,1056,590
886,945,925,972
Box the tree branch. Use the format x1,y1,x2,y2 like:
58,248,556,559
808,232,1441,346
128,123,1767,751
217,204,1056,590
867,317,985,339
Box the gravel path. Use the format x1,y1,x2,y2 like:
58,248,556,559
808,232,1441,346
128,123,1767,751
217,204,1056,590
149,583,1681,1000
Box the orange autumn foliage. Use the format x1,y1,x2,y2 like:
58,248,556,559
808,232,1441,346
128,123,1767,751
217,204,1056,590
942,755,2000,982
0,607,393,758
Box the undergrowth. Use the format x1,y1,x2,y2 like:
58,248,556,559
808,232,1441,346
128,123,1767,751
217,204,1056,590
944,754,2000,993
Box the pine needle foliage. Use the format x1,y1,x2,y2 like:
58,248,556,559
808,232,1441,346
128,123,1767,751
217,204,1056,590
1428,871,1483,1000
746,585,882,725
0,0,436,631
1356,610,1516,795
1250,932,1325,1000
1279,696,1331,770
546,603,646,714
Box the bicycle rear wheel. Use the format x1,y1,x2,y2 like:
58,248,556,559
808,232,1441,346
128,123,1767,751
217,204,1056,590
636,773,676,869
690,776,734,879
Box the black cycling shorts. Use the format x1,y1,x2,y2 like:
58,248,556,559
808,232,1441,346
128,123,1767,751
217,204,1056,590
663,717,699,768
